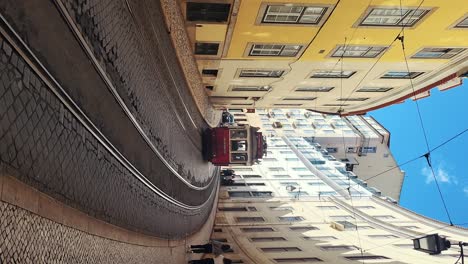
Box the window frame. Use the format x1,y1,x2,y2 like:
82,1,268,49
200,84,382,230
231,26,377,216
256,3,332,26
186,2,231,23
411,47,466,59
309,70,357,79
357,87,393,92
453,15,468,28
295,86,334,92
329,45,388,58
238,69,286,78
247,43,304,57
195,42,221,56
380,71,425,79
358,7,431,28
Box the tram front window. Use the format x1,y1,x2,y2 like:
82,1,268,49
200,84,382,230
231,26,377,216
231,130,247,139
231,140,247,151
231,153,248,162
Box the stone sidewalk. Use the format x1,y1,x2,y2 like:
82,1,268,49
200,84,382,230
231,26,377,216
159,0,221,127
0,173,218,263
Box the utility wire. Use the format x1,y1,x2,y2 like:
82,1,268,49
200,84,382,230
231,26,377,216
398,32,453,226
339,0,426,114
363,127,468,182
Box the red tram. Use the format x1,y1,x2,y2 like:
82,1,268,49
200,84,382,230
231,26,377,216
204,124,266,166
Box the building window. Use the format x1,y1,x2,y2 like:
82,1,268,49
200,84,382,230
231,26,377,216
278,216,305,222
455,16,468,28
274,103,303,106
368,234,399,239
186,2,231,22
317,206,339,210
202,69,219,77
320,245,358,251
335,221,357,230
289,226,319,231
325,147,338,153
310,70,356,78
195,42,219,55
262,5,328,24
283,97,317,101
261,247,302,252
214,228,222,232
239,69,285,78
241,227,275,232
357,87,392,92
412,48,465,59
236,217,265,223
361,146,377,153
331,45,386,58
273,175,291,178
270,206,294,211
242,174,262,178
296,86,334,92
303,236,337,241
360,8,430,27
235,167,253,171
373,215,395,220
337,97,369,101
228,191,251,198
345,256,389,260
381,71,424,79
292,167,308,171
219,206,257,212
273,258,322,263
231,86,272,92
250,237,287,242
269,167,286,171
251,191,273,197
285,157,300,161
249,44,303,57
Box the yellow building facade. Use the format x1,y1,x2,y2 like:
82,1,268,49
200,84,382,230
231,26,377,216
181,0,468,114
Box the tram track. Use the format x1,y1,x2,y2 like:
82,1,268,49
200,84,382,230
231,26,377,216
0,13,217,210
53,0,206,156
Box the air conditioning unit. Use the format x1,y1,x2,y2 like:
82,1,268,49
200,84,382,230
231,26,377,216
330,221,345,231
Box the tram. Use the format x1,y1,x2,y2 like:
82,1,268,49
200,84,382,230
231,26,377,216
204,124,266,166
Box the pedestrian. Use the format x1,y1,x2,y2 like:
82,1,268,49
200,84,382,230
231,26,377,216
188,255,232,264
189,240,231,256
221,169,235,176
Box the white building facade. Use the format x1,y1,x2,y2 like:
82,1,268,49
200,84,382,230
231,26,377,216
212,136,468,264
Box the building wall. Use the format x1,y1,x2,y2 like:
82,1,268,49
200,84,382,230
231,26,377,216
211,136,468,263
183,0,468,113
243,108,404,200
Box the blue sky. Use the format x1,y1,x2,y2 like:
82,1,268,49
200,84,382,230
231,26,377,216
370,81,468,227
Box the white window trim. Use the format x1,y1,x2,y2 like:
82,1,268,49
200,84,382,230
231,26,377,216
255,3,334,27
355,6,433,28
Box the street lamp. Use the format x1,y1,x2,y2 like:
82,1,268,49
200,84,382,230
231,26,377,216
412,234,467,263
285,185,302,199
412,234,450,255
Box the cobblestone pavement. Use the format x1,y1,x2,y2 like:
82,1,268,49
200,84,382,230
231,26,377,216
0,200,183,263
0,15,216,238
158,0,221,127
57,0,216,184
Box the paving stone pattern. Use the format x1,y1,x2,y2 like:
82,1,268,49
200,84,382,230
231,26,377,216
59,0,212,184
0,201,169,263
158,0,221,127
0,35,215,239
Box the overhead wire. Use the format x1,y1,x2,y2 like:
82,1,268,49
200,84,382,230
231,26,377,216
397,21,454,226
362,127,468,182
338,0,426,115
